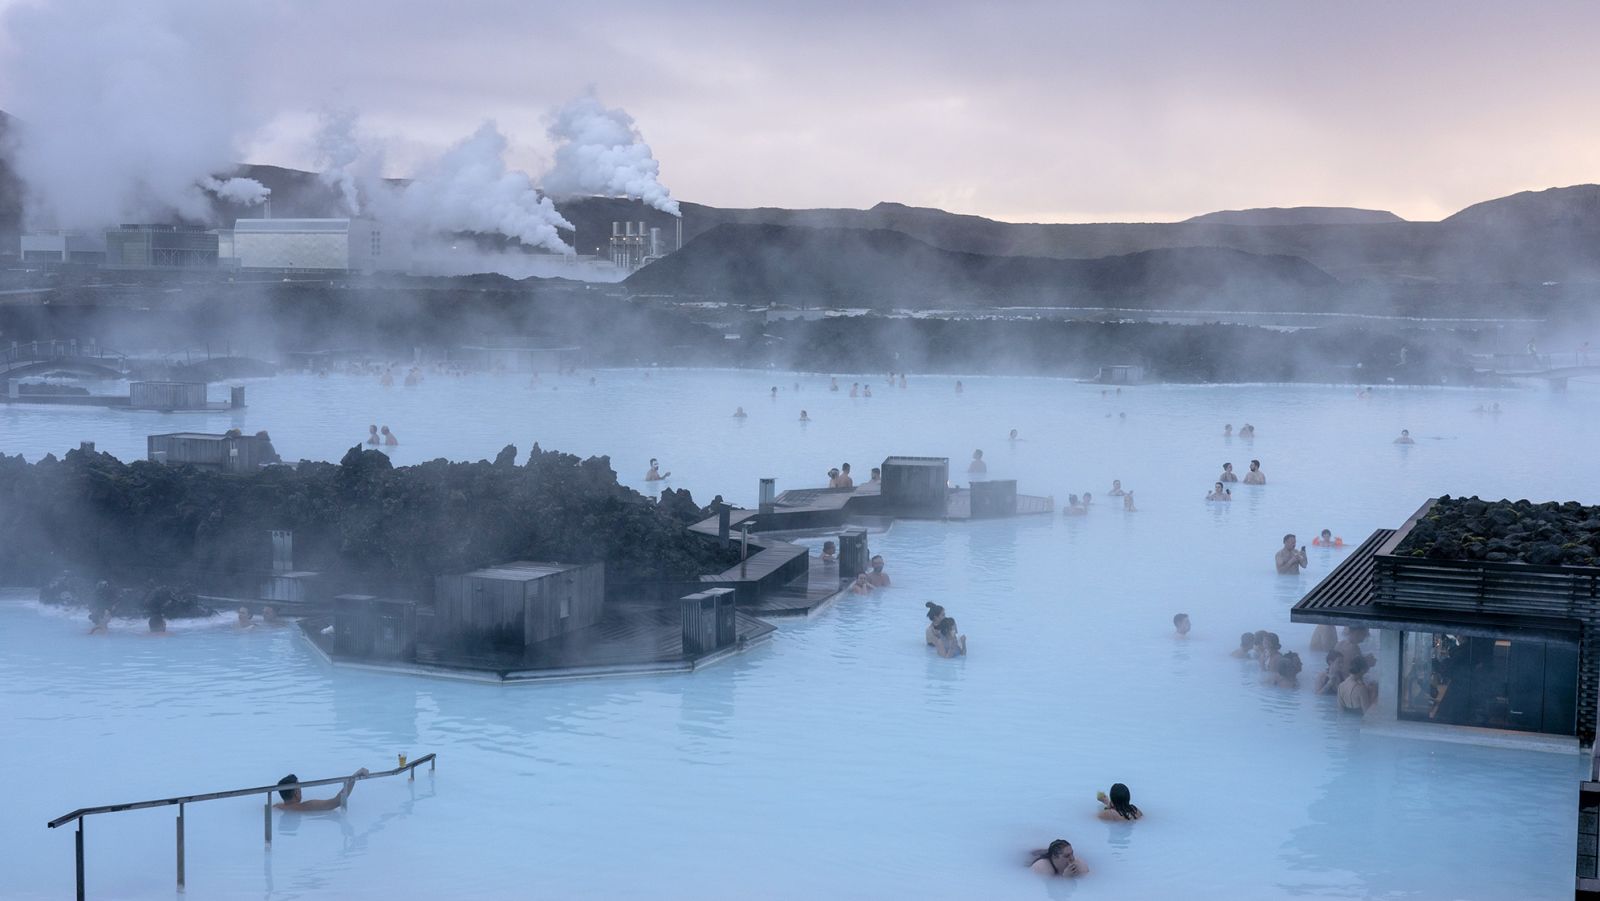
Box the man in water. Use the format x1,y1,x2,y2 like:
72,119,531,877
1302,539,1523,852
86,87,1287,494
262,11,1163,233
1243,460,1265,484
380,426,398,446
1394,429,1415,444
645,459,670,481
1275,534,1308,574
867,467,881,486
1173,613,1190,637
1009,428,1019,442
838,463,854,488
366,425,380,446
799,410,810,422
273,767,371,812
1107,479,1125,496
865,555,891,588
968,449,986,474
733,406,747,418
1219,462,1237,483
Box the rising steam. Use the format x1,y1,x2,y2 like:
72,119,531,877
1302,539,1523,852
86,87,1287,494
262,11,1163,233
544,95,680,216
391,122,576,254
199,176,271,207
314,109,366,216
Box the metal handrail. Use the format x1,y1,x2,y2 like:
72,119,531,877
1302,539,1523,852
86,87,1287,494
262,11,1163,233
47,754,435,899
48,754,434,828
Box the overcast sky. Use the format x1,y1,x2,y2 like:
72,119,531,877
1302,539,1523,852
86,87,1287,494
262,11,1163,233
3,0,1597,223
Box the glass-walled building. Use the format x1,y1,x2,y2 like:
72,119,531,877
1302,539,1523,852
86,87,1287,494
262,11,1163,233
1396,631,1577,736
104,224,219,269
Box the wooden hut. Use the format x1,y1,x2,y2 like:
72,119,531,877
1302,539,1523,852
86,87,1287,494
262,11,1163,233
433,561,605,653
880,456,949,517
147,432,274,473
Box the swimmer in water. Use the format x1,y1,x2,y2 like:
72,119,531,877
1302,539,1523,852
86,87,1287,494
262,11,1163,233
955,380,964,394
849,382,859,397
924,602,946,645
379,369,394,387
645,458,671,481
1122,491,1136,511
1096,783,1143,821
771,386,778,398
1275,534,1308,574
1240,423,1256,439
88,607,111,634
1009,428,1019,442
820,541,837,563
366,425,380,446
1064,494,1086,515
866,555,891,588
968,449,986,474
1029,840,1087,877
1310,623,1338,653
1259,632,1283,673
1107,479,1125,496
1338,655,1377,713
1220,462,1238,483
237,606,254,629
381,426,398,446
830,377,839,392
850,573,872,595
799,410,810,422
838,463,854,488
1081,491,1093,507
868,467,881,485
1314,650,1346,695
1231,632,1257,659
1224,423,1233,437
1312,529,1343,548
1394,429,1415,445
1243,459,1264,484
1206,482,1231,501
899,374,907,388
273,768,371,812
1173,613,1190,637
1274,652,1303,689
935,617,967,657
863,385,872,398
733,406,748,418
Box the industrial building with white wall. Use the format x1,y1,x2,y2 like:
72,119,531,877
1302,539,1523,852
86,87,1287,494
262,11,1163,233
231,218,385,272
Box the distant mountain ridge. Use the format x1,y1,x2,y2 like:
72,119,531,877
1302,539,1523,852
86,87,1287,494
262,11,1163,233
623,222,1337,309
1183,207,1403,226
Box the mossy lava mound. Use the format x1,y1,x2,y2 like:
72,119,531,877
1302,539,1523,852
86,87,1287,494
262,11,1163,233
1396,495,1600,567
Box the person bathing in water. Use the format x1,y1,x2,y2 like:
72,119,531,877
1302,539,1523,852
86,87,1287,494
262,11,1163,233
866,555,891,588
733,406,747,418
273,767,371,812
935,617,967,657
1275,534,1308,574
1207,482,1232,501
1243,459,1265,484
1029,840,1088,877
645,458,670,481
924,603,946,646
1173,613,1191,637
1219,462,1238,483
820,541,837,563
1122,491,1136,512
380,426,398,446
1231,632,1258,659
366,425,380,446
968,449,986,474
1313,529,1343,547
1394,429,1415,445
1096,783,1143,821
1107,479,1126,496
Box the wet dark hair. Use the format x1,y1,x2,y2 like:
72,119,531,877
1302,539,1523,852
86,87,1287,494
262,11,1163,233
277,774,298,802
1263,632,1282,652
1032,839,1073,873
1239,632,1256,649
1173,613,1189,627
937,617,956,637
1278,652,1303,679
1349,655,1370,677
1109,783,1140,820
925,602,945,622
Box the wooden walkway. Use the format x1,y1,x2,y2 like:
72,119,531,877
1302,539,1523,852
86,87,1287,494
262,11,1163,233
744,562,849,618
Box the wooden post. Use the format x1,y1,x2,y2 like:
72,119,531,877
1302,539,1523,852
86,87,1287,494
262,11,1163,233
75,819,85,901
263,796,272,846
176,802,185,890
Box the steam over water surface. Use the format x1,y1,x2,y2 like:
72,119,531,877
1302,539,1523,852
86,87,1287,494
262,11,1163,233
2,370,1594,899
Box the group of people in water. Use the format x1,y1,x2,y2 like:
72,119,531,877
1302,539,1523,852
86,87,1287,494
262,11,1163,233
364,425,399,447
922,602,966,657
1028,784,1144,877
1231,624,1378,711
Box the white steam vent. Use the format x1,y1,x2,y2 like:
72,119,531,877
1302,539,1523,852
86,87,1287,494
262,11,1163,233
543,95,680,216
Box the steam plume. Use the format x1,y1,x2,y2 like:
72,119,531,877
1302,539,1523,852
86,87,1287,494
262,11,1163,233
393,122,575,254
314,109,365,216
200,176,271,207
0,2,262,229
544,95,680,216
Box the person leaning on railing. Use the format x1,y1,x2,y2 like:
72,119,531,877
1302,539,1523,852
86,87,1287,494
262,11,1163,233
273,767,370,812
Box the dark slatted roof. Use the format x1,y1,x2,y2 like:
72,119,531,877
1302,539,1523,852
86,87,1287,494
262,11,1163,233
1292,528,1581,642
1293,529,1392,614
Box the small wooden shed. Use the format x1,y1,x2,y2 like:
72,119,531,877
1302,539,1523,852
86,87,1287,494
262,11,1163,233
147,432,272,473
433,561,605,652
130,381,207,411
880,456,950,516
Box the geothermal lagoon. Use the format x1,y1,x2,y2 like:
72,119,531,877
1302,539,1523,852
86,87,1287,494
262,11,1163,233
2,369,1592,899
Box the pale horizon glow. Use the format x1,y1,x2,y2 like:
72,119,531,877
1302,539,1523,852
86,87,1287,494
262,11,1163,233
2,0,1598,223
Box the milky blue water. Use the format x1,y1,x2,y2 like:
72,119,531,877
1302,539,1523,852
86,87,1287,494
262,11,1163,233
2,369,1595,899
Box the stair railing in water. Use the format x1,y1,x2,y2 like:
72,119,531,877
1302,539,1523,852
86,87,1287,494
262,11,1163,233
46,753,436,899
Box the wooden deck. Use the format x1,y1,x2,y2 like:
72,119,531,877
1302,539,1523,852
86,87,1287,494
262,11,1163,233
744,562,849,618
307,601,776,683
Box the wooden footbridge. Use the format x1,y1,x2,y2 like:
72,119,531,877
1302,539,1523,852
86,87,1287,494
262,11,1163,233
1472,352,1600,390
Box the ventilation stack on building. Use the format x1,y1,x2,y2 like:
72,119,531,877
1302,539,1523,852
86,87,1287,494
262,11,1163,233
608,216,683,273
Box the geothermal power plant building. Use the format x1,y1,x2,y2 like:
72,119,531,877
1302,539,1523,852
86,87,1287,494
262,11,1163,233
232,218,384,272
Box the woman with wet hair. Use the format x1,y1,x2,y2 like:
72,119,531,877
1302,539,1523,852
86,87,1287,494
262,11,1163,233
1097,783,1143,821
1029,839,1088,876
1259,632,1283,673
935,617,966,657
924,603,946,646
